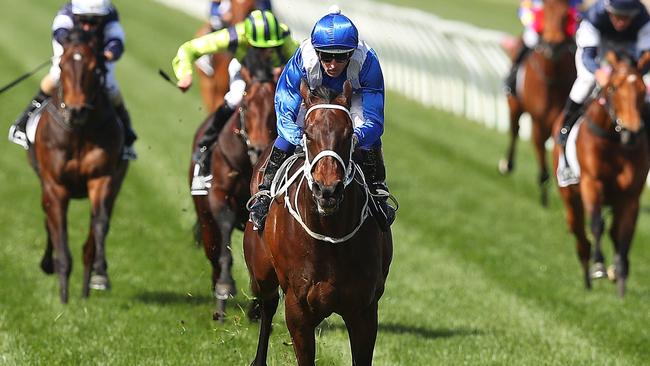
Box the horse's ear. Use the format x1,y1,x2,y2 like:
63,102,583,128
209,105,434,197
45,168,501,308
637,51,650,72
342,80,352,108
240,66,252,85
300,79,311,106
606,50,619,68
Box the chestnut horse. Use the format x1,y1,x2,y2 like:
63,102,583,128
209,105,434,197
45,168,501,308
499,0,576,206
244,81,393,365
195,0,257,112
190,50,277,320
30,28,127,303
553,51,649,296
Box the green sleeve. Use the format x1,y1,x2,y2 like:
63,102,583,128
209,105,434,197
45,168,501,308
280,24,300,61
172,27,234,80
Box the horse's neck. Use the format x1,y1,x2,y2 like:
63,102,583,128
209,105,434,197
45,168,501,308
585,99,613,129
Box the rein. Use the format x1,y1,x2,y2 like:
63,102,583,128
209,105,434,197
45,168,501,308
585,85,645,146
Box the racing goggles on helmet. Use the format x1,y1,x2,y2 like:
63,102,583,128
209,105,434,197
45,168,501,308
318,51,352,63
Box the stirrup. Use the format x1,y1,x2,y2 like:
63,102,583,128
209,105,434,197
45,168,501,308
8,125,29,150
191,174,213,196
247,190,272,230
122,145,137,161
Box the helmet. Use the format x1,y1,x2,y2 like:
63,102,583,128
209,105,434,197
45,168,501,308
244,10,285,48
604,0,642,17
311,6,358,53
72,0,111,16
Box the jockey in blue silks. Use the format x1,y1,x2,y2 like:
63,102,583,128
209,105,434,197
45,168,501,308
248,7,395,230
557,0,650,147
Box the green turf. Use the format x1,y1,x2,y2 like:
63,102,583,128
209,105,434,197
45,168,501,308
1,0,649,365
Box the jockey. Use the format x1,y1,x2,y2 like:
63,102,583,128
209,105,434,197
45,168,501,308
248,7,395,230
7,0,138,160
208,0,272,31
557,0,650,147
504,0,582,94
173,9,299,195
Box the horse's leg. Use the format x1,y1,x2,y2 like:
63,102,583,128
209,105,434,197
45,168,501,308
249,289,279,366
193,196,224,320
40,223,54,274
581,178,606,280
82,177,117,295
560,186,592,289
285,290,318,366
343,301,379,366
531,119,550,206
609,199,639,297
499,95,523,175
211,196,238,321
42,182,71,303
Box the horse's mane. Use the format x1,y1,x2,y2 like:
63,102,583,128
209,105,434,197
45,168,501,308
309,85,340,103
242,48,274,83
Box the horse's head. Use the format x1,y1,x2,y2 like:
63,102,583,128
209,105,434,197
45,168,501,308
299,80,354,216
58,27,104,126
601,50,647,145
536,0,575,60
239,49,278,164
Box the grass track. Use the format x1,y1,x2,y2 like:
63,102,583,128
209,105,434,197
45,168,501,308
0,0,649,365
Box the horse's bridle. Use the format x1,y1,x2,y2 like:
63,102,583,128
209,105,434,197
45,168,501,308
235,81,275,163
586,82,645,146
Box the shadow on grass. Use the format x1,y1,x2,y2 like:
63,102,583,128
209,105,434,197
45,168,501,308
318,321,482,340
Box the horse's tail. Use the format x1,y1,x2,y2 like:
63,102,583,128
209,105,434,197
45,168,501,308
193,220,203,247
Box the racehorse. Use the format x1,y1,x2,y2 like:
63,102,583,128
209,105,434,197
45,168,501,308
190,49,277,321
30,28,128,303
243,81,393,365
195,0,257,112
553,50,649,297
499,0,576,206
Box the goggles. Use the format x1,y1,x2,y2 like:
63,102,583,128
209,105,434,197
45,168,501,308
318,51,352,63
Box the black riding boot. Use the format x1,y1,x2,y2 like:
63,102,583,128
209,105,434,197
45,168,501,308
114,103,138,160
360,147,396,229
504,44,531,95
8,89,48,149
194,103,236,175
249,146,289,230
557,99,583,147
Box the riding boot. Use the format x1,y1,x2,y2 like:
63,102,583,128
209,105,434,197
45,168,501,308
360,147,396,229
557,99,583,147
114,103,138,160
504,44,531,95
194,103,236,176
249,145,290,230
8,89,48,149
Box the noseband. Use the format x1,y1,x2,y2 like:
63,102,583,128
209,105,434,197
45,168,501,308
587,82,645,147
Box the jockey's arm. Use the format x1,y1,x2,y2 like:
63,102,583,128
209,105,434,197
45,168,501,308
52,10,73,44
103,20,125,62
637,21,650,74
354,50,385,150
172,25,238,82
275,49,307,148
279,24,300,62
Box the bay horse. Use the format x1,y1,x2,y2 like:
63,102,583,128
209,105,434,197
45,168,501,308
553,50,650,297
195,0,257,112
243,81,393,365
30,28,127,303
499,0,576,206
190,49,277,321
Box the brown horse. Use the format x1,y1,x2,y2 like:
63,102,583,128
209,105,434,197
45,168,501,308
190,50,277,321
30,28,127,303
553,51,649,296
244,81,393,365
499,0,576,206
195,0,257,112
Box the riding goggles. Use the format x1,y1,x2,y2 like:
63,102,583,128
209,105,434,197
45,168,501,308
318,51,352,63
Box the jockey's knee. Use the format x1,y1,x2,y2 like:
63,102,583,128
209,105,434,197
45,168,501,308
40,74,57,96
224,79,246,107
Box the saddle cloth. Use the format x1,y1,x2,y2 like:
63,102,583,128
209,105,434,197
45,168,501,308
25,99,50,145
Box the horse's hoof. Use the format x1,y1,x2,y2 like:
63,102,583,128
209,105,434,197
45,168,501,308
607,265,617,282
40,258,54,275
590,262,607,280
89,274,111,291
498,158,513,175
212,310,226,322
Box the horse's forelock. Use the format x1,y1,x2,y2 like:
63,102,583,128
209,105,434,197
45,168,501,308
309,86,340,104
242,48,275,83
67,27,93,45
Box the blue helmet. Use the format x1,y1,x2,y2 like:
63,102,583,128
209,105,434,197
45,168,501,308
310,6,358,53
605,0,643,16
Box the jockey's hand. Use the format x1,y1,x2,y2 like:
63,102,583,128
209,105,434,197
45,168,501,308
103,50,114,62
595,67,611,87
177,74,193,92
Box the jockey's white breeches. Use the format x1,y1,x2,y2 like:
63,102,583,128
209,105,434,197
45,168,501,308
522,27,540,49
49,40,120,100
569,47,596,104
224,57,246,109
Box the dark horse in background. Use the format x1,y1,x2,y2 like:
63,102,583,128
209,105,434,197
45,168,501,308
499,0,576,206
30,28,128,303
190,49,277,321
244,81,393,365
195,0,257,112
553,51,650,296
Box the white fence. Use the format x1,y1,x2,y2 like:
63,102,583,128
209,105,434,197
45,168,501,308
156,0,528,137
